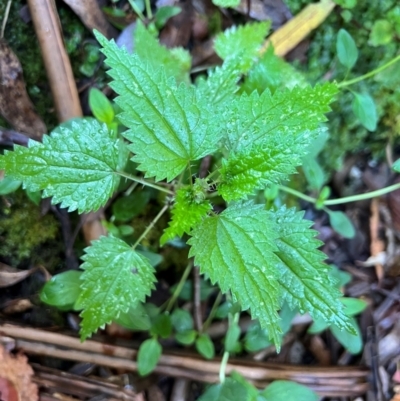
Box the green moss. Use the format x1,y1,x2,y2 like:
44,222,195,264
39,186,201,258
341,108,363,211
0,190,60,267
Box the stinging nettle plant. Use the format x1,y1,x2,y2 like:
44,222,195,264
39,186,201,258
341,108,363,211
0,22,356,346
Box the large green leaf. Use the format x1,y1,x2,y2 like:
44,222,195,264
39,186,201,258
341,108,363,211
95,31,222,182
218,83,337,200
189,202,283,345
268,207,353,334
76,236,156,340
0,119,125,213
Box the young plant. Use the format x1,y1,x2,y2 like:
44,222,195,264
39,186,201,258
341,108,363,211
0,23,356,348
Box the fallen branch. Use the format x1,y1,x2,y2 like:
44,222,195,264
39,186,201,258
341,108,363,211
0,324,369,397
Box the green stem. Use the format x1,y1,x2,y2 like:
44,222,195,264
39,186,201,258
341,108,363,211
164,262,193,313
117,171,174,195
219,351,230,383
202,292,223,332
127,0,146,21
338,54,400,88
278,182,400,206
144,0,153,19
132,204,169,249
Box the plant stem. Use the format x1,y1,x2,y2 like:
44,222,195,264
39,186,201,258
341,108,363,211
338,54,400,88
164,262,193,313
0,0,12,39
278,182,400,206
202,292,223,332
127,0,146,21
219,351,230,383
117,171,174,195
132,204,169,249
144,0,153,19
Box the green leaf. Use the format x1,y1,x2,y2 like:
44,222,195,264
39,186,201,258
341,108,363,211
175,329,197,345
112,190,150,222
308,317,329,334
161,183,211,245
352,92,377,131
96,31,222,182
195,333,215,359
150,313,172,338
134,21,190,82
244,322,272,352
0,176,21,195
154,6,181,30
214,22,270,72
268,207,353,334
261,380,318,401
218,83,337,201
212,0,240,7
242,46,307,95
76,236,156,340
341,297,368,316
198,378,248,401
89,88,115,124
393,159,400,172
137,338,162,375
302,157,325,190
0,119,126,213
189,202,283,346
336,28,358,70
171,308,194,332
326,209,356,238
331,317,362,354
40,271,82,310
369,20,393,46
114,302,151,331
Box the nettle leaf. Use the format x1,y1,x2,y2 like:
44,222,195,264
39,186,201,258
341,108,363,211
189,203,283,345
0,119,125,213
134,21,190,82
214,21,271,71
218,83,337,201
161,183,211,245
268,207,353,333
96,32,221,182
76,236,156,340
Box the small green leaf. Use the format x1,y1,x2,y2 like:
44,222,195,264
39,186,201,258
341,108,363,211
175,329,197,345
214,22,270,71
154,6,181,30
212,0,240,8
150,313,172,338
196,333,215,359
336,28,358,70
369,20,393,46
137,338,162,375
330,265,352,287
352,92,377,131
340,297,368,316
261,380,318,401
112,190,150,222
161,184,211,245
244,322,271,352
302,157,325,190
171,308,194,332
327,209,356,238
308,317,329,334
40,271,82,310
393,159,400,172
25,188,42,205
198,378,248,401
0,119,127,213
89,88,115,124
0,176,21,195
225,322,241,352
331,317,363,354
189,202,283,346
76,236,156,340
114,302,151,331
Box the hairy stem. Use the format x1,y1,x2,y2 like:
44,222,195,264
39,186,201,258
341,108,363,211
132,204,169,249
278,182,400,206
117,171,174,195
338,54,400,88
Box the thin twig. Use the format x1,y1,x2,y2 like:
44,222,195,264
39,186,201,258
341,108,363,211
0,0,12,39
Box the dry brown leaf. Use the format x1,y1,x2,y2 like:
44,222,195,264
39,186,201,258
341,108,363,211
370,198,385,281
2,299,34,315
0,263,38,288
0,345,38,401
0,39,46,140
